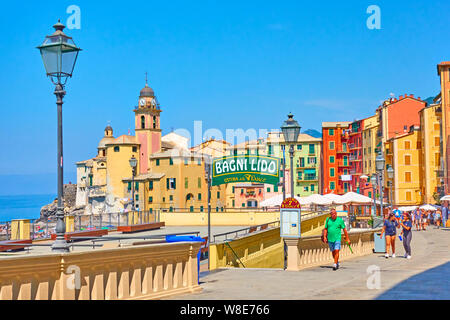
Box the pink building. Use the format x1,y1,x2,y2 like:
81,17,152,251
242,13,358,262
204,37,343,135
233,183,265,208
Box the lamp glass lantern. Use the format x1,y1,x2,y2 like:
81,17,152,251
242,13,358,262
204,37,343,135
370,175,377,186
37,21,81,84
281,113,301,144
375,152,385,172
387,165,394,179
129,156,138,169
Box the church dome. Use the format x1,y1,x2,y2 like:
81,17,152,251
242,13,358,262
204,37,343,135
98,136,115,149
140,83,154,97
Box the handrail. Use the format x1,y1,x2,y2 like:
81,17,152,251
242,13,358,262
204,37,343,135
224,241,246,268
213,221,280,243
211,211,326,243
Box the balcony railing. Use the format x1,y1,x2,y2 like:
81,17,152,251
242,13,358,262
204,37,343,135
297,177,318,182
297,163,317,169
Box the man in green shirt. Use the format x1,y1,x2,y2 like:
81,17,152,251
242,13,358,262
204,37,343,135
323,208,350,271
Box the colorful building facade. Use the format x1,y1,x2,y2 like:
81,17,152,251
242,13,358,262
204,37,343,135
267,131,322,198
321,122,351,195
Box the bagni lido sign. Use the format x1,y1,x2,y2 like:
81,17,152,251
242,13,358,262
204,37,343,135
212,155,280,186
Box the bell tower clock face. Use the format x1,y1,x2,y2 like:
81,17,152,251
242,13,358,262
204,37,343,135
139,98,146,107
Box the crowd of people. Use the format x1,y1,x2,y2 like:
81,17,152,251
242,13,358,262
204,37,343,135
381,205,448,260
322,204,448,271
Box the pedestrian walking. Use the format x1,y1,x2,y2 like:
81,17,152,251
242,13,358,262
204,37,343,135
322,208,351,271
399,212,413,259
380,213,399,258
414,209,421,231
442,202,448,228
435,209,442,228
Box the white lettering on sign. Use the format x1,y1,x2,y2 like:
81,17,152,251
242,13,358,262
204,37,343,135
229,159,236,171
251,159,257,171
215,162,222,174
222,161,229,173
268,161,276,174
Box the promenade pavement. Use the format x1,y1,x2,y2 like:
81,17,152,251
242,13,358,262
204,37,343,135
170,227,450,300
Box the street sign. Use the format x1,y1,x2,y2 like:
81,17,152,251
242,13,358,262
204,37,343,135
211,155,280,186
280,197,301,238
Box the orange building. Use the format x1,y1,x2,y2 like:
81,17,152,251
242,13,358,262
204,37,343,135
437,62,450,194
377,94,426,144
321,121,351,195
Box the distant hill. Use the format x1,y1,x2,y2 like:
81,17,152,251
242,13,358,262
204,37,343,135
303,129,322,138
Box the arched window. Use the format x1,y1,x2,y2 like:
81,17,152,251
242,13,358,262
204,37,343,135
153,116,157,129
141,116,145,129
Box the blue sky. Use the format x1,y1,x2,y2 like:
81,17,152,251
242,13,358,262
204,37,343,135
0,0,449,193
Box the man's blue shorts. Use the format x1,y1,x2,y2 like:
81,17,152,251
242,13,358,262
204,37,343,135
328,240,341,251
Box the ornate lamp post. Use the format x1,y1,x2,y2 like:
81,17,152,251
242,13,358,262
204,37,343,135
375,152,385,217
37,20,81,252
387,165,394,206
281,113,301,198
129,156,138,212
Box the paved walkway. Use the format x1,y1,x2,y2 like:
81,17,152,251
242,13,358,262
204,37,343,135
170,227,450,299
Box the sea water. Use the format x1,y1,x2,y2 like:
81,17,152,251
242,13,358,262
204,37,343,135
0,194,56,222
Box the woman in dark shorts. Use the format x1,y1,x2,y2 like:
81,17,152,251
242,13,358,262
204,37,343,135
380,213,399,258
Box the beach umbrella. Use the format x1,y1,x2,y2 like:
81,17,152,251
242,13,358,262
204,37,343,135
323,193,344,204
338,192,373,205
302,194,332,206
419,204,437,211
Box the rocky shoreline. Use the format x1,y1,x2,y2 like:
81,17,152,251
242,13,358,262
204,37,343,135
38,184,84,221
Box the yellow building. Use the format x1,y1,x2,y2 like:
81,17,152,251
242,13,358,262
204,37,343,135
76,82,225,214
419,102,443,203
362,115,379,177
387,126,422,205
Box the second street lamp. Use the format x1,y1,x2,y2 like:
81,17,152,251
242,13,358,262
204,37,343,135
281,113,301,198
375,152,385,217
387,165,394,206
37,20,81,253
129,156,138,212
371,174,378,219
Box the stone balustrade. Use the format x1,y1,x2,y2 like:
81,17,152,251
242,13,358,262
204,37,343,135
0,241,202,300
286,228,380,271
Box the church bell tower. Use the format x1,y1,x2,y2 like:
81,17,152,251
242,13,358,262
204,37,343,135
134,78,162,174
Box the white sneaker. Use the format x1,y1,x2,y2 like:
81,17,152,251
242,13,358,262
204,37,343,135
404,253,408,258
407,255,411,259
392,253,396,258
385,253,389,258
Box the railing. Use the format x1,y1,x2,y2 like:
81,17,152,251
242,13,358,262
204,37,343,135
0,211,161,242
212,221,280,243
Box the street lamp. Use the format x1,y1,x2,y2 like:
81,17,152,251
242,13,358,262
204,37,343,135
37,20,81,252
370,174,377,218
375,152,385,217
281,113,301,198
129,155,138,212
387,165,394,206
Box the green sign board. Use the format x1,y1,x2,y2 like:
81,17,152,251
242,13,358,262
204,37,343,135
212,155,280,186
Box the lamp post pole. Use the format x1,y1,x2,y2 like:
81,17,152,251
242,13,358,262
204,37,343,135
282,148,286,201
371,175,377,220
375,152,386,218
289,145,295,198
129,156,138,224
51,83,69,252
131,167,136,212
